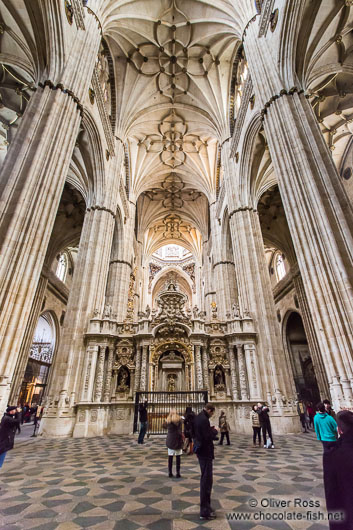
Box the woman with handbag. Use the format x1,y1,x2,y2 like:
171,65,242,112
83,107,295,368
163,410,183,478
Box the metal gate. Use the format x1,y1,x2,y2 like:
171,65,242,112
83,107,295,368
133,391,208,435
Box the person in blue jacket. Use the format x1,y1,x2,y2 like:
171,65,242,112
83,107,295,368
313,402,338,452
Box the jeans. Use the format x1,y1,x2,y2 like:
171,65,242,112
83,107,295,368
138,421,148,444
252,427,261,445
0,452,7,468
261,422,274,445
198,457,213,517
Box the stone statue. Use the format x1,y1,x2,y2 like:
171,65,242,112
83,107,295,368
145,305,151,317
193,305,199,318
167,374,176,392
232,303,240,318
117,367,129,390
103,304,112,319
214,366,225,386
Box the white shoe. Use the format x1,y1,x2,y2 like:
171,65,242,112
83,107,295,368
271,445,275,449
264,445,267,448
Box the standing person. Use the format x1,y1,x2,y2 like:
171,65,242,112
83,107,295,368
257,402,274,448
194,403,218,521
297,398,309,433
306,402,315,429
137,400,148,444
323,410,353,530
323,399,336,419
218,411,230,445
313,402,338,452
251,405,262,447
0,406,20,469
163,409,183,478
184,406,195,454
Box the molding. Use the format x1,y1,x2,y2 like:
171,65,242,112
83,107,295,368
273,272,295,304
213,261,235,269
38,80,83,115
230,76,253,158
228,206,255,220
258,0,275,38
242,14,259,42
260,87,304,119
85,6,102,34
91,67,115,156
109,259,132,269
87,204,116,218
72,0,85,30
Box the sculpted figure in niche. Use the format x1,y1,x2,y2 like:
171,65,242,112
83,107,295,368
117,367,130,391
214,366,225,388
167,373,177,392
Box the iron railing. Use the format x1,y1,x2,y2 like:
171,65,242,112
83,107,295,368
133,391,208,434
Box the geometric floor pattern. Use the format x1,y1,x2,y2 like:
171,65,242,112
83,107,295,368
0,431,329,530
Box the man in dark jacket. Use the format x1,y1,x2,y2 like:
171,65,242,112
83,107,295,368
257,402,274,448
194,403,218,520
323,410,353,529
0,406,20,468
137,400,148,444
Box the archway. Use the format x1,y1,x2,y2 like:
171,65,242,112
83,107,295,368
285,312,320,404
18,312,57,408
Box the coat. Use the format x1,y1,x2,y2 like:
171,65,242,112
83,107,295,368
0,413,20,455
323,430,353,529
138,403,148,422
258,406,271,425
164,420,183,450
184,411,195,439
219,415,230,433
194,409,217,459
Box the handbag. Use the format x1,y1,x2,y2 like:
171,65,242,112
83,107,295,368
182,437,189,452
266,437,272,448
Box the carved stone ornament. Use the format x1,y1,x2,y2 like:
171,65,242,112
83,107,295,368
114,339,135,370
150,340,192,365
270,9,279,32
153,280,190,325
89,87,95,105
209,340,229,369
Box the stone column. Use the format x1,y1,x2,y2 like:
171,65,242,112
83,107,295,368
194,345,204,390
228,343,239,400
292,272,329,399
237,344,249,400
81,344,99,402
105,203,136,321
8,274,48,404
140,345,148,391
103,347,114,402
0,12,102,411
244,18,353,408
225,368,232,397
227,205,291,400
244,343,261,400
134,347,142,392
209,369,215,398
201,347,209,391
94,346,106,402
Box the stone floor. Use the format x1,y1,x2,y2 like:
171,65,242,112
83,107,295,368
0,431,329,530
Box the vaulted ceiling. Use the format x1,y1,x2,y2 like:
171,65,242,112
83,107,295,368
101,0,243,259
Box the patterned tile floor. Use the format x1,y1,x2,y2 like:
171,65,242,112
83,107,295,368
0,431,329,530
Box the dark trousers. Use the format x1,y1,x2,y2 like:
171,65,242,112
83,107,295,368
219,432,230,445
198,457,213,517
252,427,261,445
261,422,273,445
168,455,181,475
322,441,337,453
138,421,148,444
299,414,308,431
